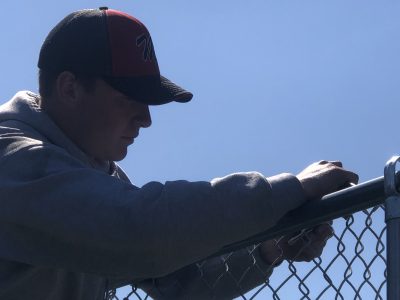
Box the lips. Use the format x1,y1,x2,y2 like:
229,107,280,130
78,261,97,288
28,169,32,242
121,132,139,143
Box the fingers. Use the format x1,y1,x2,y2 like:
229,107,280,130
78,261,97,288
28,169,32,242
328,161,358,184
300,224,333,260
311,223,334,242
319,160,358,186
280,223,334,262
347,171,359,185
331,166,359,187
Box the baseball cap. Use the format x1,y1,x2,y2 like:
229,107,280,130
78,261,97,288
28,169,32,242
38,7,193,105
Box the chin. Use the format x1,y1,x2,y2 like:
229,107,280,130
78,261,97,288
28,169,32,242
111,149,128,161
95,143,129,162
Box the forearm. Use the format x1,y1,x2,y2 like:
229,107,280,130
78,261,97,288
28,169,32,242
139,245,275,300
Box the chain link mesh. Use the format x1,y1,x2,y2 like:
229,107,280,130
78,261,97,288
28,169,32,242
108,205,386,299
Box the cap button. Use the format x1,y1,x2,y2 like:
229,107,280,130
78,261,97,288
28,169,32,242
99,7,108,10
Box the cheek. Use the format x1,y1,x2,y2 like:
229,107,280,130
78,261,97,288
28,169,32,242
87,103,121,134
77,109,116,151
81,99,131,148
99,114,131,151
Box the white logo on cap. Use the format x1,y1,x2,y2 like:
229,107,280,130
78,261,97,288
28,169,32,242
136,34,155,62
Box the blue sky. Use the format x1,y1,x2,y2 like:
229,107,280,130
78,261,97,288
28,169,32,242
2,1,398,185
1,0,399,298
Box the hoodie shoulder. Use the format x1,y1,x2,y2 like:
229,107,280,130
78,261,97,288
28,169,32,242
0,121,48,162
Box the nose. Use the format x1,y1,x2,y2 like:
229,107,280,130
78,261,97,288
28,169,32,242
136,104,152,128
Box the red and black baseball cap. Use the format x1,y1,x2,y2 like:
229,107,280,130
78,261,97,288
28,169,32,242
38,7,193,105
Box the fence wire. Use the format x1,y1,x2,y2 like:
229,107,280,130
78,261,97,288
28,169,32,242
109,205,386,300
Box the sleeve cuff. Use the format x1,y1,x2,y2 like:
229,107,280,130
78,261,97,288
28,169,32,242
266,173,307,220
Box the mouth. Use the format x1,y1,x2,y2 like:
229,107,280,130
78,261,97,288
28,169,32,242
121,131,139,144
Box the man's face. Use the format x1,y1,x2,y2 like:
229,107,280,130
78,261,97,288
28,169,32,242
74,78,152,161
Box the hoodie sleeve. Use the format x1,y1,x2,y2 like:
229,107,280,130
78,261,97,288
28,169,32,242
134,244,275,300
0,134,306,280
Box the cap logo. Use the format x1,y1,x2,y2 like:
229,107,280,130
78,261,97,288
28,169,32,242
136,33,155,62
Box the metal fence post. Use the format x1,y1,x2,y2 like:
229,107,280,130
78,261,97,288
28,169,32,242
384,156,400,300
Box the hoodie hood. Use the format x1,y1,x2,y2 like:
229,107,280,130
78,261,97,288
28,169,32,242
0,91,109,172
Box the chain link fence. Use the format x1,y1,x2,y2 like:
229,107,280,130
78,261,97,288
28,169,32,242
108,204,387,299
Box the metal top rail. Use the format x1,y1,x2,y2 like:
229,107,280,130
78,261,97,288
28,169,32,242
212,173,399,258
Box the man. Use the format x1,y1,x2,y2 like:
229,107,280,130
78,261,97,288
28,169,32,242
0,7,358,300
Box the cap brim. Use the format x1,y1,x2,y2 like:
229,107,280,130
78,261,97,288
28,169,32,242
103,75,193,105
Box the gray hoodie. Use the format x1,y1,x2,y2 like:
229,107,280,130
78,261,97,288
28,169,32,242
0,91,306,300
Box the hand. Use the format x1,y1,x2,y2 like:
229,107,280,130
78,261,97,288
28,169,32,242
259,223,334,265
297,160,359,200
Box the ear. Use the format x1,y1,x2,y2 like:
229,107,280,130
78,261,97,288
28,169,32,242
55,71,80,107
